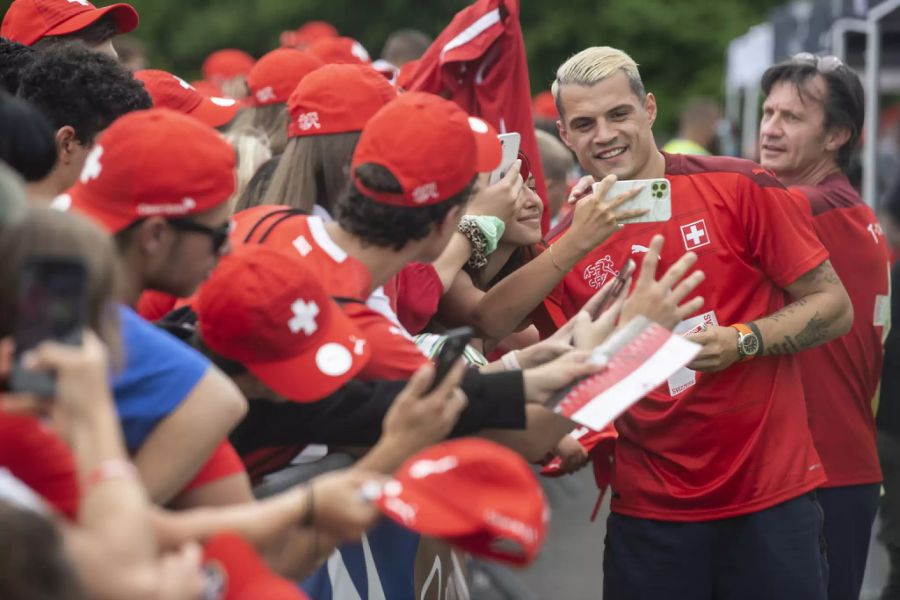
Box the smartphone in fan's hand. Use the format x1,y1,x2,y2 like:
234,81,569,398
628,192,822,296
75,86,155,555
429,327,473,392
489,133,522,185
593,178,672,223
10,257,89,396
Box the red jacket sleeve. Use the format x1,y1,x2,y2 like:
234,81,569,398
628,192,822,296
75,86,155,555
389,263,444,335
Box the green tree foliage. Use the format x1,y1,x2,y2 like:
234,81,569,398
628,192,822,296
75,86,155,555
2,0,785,134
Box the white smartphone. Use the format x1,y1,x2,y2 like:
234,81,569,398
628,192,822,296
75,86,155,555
592,178,672,223
489,132,521,184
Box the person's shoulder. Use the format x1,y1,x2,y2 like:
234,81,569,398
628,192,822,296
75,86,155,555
790,174,865,217
117,305,209,372
665,152,786,190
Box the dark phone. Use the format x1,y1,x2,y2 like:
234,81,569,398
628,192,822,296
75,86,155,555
9,257,89,396
429,327,473,392
590,259,637,319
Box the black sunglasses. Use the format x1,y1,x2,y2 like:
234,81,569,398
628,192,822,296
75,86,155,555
167,218,232,253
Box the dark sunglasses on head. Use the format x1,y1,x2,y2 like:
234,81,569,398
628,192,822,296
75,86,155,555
791,52,844,74
167,218,233,253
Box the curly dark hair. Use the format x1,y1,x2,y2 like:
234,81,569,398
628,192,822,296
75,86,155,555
0,91,57,182
0,37,36,94
17,42,150,145
334,163,473,251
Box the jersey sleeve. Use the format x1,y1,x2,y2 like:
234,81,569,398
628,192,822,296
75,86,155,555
389,263,444,335
737,175,829,288
113,306,211,452
342,304,430,380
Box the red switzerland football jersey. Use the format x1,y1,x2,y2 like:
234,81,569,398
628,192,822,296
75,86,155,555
230,206,429,381
790,174,890,488
538,153,829,521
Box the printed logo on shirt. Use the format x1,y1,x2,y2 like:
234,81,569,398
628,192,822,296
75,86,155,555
297,111,321,131
583,255,618,289
80,145,104,183
293,235,313,257
288,299,319,335
680,219,710,250
412,183,439,204
631,244,650,254
255,86,276,104
868,222,885,243
136,197,196,216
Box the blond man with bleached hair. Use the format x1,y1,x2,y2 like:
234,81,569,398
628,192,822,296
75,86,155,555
551,46,646,117
538,44,852,600
552,45,662,183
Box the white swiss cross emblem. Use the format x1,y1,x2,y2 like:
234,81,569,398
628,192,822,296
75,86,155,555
680,219,710,250
583,255,618,289
80,145,104,183
297,112,321,131
288,299,319,335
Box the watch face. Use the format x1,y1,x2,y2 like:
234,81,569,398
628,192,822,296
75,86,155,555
740,333,760,356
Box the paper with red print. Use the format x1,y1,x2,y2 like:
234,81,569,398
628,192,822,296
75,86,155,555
551,318,701,431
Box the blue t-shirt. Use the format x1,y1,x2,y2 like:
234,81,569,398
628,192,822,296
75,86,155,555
112,305,210,452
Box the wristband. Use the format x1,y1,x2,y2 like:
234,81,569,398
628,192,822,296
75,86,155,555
458,216,489,270
500,350,522,371
84,459,137,490
470,216,506,254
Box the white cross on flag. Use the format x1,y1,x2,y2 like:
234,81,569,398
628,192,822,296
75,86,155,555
288,299,319,336
680,219,710,250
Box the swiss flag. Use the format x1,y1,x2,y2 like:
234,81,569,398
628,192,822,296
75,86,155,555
398,0,550,233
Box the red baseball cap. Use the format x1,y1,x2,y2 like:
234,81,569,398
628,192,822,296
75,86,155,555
203,532,308,600
281,20,338,49
1,0,138,46
135,70,240,128
532,91,559,120
369,439,548,566
202,49,255,81
351,92,502,207
58,108,236,233
196,245,371,402
247,49,324,108
307,36,370,65
287,64,396,138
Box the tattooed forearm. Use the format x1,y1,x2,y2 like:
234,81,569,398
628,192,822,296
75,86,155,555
764,312,831,355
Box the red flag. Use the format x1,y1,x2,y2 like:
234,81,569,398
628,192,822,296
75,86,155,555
398,0,551,233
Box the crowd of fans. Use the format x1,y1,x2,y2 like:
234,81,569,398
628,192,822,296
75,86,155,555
1,1,899,599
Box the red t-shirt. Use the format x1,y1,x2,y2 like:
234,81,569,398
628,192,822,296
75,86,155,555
789,174,889,488
0,413,80,520
537,153,829,521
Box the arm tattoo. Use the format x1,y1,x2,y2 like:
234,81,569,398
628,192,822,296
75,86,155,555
793,260,841,287
766,311,830,355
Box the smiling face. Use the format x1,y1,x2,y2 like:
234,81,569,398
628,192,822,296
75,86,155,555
501,175,544,247
557,72,658,181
